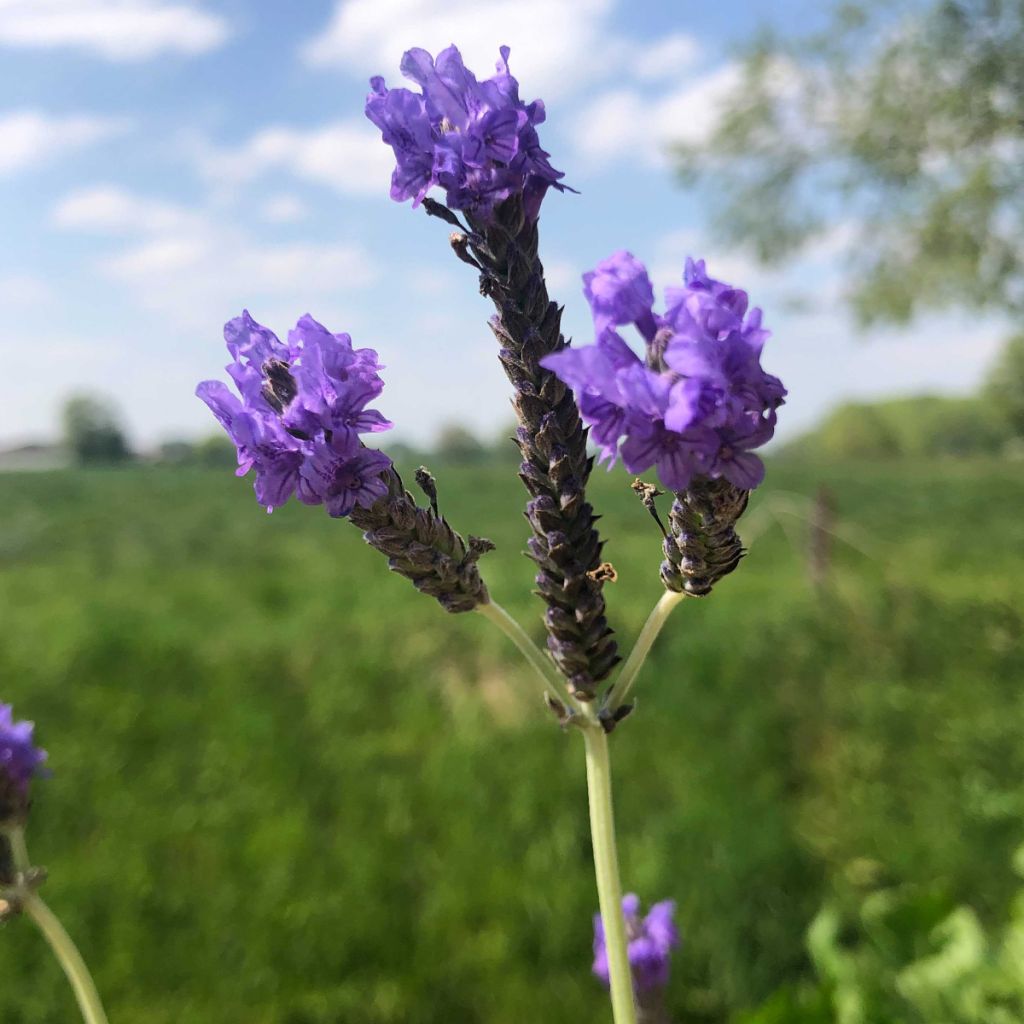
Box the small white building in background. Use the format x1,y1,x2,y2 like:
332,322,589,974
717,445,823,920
0,444,71,472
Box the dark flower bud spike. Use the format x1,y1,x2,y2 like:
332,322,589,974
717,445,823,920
660,478,749,597
438,193,619,700
350,466,491,614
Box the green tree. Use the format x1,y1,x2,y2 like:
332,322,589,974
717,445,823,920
983,332,1024,438
676,0,1024,327
434,423,488,464
61,394,132,465
195,433,238,468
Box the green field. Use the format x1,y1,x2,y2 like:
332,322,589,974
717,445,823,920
1,458,1022,1023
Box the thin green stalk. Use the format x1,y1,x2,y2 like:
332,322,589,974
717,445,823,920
5,825,30,873
581,714,637,1024
4,827,110,1024
604,591,685,711
477,600,573,705
22,894,110,1024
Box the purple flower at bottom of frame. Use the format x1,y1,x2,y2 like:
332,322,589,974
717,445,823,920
593,894,680,993
297,442,392,518
1,704,48,803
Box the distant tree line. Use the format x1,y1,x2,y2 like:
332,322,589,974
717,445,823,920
787,335,1024,459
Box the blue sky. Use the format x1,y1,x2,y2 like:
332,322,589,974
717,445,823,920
0,0,1006,450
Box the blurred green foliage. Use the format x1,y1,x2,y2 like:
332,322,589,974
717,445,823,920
675,0,1024,327
984,334,1024,442
785,395,1010,459
741,845,1024,1023
0,459,1021,1022
60,394,132,466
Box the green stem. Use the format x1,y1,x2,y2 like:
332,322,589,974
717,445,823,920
604,591,685,711
581,715,637,1024
22,893,111,1024
5,825,30,874
477,600,573,704
3,827,111,1024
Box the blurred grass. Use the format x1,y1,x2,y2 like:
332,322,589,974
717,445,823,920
0,457,1022,1023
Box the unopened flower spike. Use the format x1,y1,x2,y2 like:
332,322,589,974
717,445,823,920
368,46,618,701
542,253,786,595
197,312,491,613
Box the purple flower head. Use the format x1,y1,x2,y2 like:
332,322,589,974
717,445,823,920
1,704,48,823
197,313,393,517
593,894,680,994
542,254,786,492
366,45,568,220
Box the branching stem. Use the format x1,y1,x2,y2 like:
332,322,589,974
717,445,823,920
604,591,686,711
477,599,574,706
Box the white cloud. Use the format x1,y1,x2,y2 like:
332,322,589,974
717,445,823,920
48,185,380,329
259,194,309,224
543,258,579,296
201,120,394,196
572,63,742,167
0,273,53,306
98,229,377,331
631,34,699,82
0,0,230,60
52,185,197,233
0,110,128,174
301,0,696,100
101,230,378,315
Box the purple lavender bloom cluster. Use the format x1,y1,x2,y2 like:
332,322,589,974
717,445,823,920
197,312,393,517
365,45,567,221
542,252,786,492
1,704,47,819
593,894,680,994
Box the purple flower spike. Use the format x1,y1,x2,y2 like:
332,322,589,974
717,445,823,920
542,254,785,495
197,314,492,612
1,704,48,824
196,312,393,517
366,44,568,220
593,894,680,994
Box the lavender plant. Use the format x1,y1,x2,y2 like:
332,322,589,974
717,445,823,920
3,43,785,1024
197,43,783,1024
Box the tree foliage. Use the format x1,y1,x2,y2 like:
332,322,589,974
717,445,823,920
983,332,1024,437
61,393,132,465
676,0,1024,326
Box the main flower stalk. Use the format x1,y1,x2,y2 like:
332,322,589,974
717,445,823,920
581,716,637,1024
461,194,620,701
